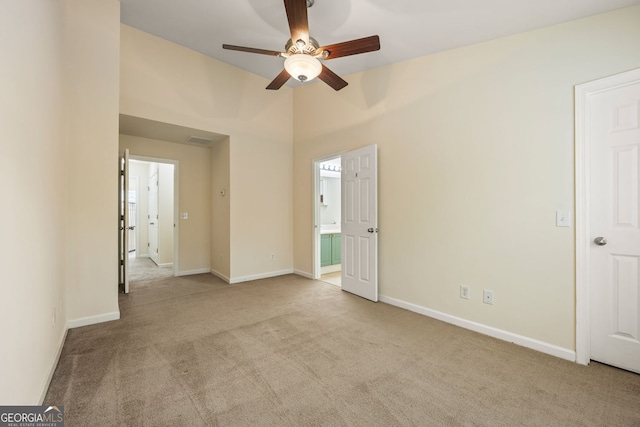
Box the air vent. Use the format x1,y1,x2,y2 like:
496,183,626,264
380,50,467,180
186,136,213,145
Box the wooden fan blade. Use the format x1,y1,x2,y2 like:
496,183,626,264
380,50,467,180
222,44,282,57
318,35,380,60
317,65,348,91
266,69,291,90
284,0,309,45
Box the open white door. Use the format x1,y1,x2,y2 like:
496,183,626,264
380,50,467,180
577,68,640,373
119,149,131,294
341,144,378,301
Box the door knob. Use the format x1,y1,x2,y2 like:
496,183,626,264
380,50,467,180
594,237,607,246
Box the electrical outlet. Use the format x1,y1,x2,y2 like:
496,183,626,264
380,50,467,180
270,253,276,260
460,285,470,299
483,289,494,305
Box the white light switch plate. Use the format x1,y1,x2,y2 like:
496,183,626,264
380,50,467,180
556,210,571,227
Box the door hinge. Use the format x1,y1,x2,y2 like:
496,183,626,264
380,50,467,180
148,242,150,247
120,170,124,176
120,260,124,266
120,215,124,221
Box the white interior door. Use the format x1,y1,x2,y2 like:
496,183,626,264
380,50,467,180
341,144,378,301
587,71,640,373
119,149,131,293
148,172,159,264
128,176,138,255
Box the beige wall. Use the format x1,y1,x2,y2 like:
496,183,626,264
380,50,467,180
120,25,294,281
0,0,120,403
211,138,231,279
292,6,640,351
65,0,121,325
0,0,67,405
120,135,211,273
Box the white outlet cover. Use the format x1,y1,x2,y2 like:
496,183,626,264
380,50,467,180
556,210,571,227
460,285,470,299
483,289,494,305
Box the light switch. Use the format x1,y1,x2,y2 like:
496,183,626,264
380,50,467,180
180,212,189,220
556,210,571,227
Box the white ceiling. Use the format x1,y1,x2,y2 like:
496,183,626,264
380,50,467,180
120,0,640,88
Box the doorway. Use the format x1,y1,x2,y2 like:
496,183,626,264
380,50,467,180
128,157,178,283
576,68,640,373
313,145,379,301
314,156,342,286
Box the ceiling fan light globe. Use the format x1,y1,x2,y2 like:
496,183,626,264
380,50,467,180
284,54,321,83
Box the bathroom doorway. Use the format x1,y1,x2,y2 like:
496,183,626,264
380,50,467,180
314,156,342,286
128,157,177,282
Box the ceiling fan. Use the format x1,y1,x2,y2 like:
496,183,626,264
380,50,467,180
222,0,380,91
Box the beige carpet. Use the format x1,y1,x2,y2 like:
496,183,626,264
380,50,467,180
45,274,640,426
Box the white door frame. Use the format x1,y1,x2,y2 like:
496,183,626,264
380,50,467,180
575,67,640,365
119,149,130,293
312,153,343,280
130,155,180,277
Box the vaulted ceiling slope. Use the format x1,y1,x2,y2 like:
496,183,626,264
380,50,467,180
120,0,640,87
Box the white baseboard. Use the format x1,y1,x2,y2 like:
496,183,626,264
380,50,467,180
230,269,294,284
210,268,231,283
183,268,299,284
293,269,313,279
67,311,120,329
379,295,576,362
39,326,68,404
176,268,211,277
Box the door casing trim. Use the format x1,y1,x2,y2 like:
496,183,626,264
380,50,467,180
130,155,180,277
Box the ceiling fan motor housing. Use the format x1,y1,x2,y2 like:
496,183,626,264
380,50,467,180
285,37,320,56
